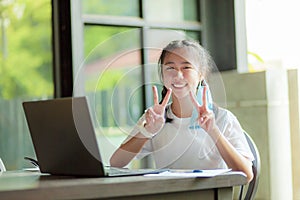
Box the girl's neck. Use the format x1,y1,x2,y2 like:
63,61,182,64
171,95,194,118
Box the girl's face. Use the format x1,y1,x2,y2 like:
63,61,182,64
162,48,201,99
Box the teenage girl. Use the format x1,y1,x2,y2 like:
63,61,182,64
110,40,254,182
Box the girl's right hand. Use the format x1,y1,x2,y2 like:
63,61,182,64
189,86,216,134
144,86,172,134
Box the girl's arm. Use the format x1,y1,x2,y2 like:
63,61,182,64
109,132,149,168
189,87,253,182
208,126,254,182
110,86,172,168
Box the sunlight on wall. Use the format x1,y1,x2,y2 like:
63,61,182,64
246,0,300,70
245,1,300,199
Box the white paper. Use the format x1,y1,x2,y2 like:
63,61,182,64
144,169,231,177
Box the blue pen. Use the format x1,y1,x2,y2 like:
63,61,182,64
192,169,202,173
170,169,203,173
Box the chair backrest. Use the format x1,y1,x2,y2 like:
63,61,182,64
0,158,6,172
239,131,261,200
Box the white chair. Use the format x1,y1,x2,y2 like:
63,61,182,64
0,158,6,172
238,131,261,200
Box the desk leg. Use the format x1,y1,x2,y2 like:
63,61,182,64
216,187,233,200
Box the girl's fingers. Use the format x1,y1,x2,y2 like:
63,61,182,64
202,86,208,109
152,86,159,105
199,116,209,126
147,107,155,117
161,88,172,107
144,108,165,133
145,110,152,123
198,112,213,126
148,107,162,120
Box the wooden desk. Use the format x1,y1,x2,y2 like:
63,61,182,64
0,171,247,200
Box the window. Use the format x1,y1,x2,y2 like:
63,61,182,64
0,0,53,170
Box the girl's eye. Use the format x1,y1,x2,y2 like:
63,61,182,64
183,66,193,69
166,66,174,70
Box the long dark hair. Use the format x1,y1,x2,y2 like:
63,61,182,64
158,40,214,101
158,40,216,122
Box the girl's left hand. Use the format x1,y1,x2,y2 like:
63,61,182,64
189,86,216,133
143,86,172,135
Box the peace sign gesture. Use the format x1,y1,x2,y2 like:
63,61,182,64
144,86,172,135
189,86,215,133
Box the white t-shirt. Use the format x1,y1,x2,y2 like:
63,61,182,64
129,105,254,169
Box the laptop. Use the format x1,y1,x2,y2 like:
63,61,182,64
22,96,165,177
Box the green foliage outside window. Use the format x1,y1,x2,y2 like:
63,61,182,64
82,0,139,16
0,0,52,99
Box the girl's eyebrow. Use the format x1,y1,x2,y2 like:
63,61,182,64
181,61,192,65
163,61,192,65
163,61,174,65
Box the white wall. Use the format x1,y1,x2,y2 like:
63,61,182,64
246,0,300,70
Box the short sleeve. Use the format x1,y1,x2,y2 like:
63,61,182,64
216,109,255,161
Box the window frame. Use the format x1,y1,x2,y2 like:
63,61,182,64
51,0,239,97
52,0,238,96
52,0,74,97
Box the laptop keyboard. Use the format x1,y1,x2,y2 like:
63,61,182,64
107,167,136,175
106,167,167,176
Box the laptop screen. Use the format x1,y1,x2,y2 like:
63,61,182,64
23,97,106,176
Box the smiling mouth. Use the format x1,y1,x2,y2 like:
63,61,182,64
172,83,188,89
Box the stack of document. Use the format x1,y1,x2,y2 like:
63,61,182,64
144,169,231,177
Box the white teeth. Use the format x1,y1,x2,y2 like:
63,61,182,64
173,83,186,88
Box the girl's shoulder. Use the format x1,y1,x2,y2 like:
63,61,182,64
214,106,243,134
214,106,238,121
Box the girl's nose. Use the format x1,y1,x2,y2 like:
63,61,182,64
176,70,184,79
